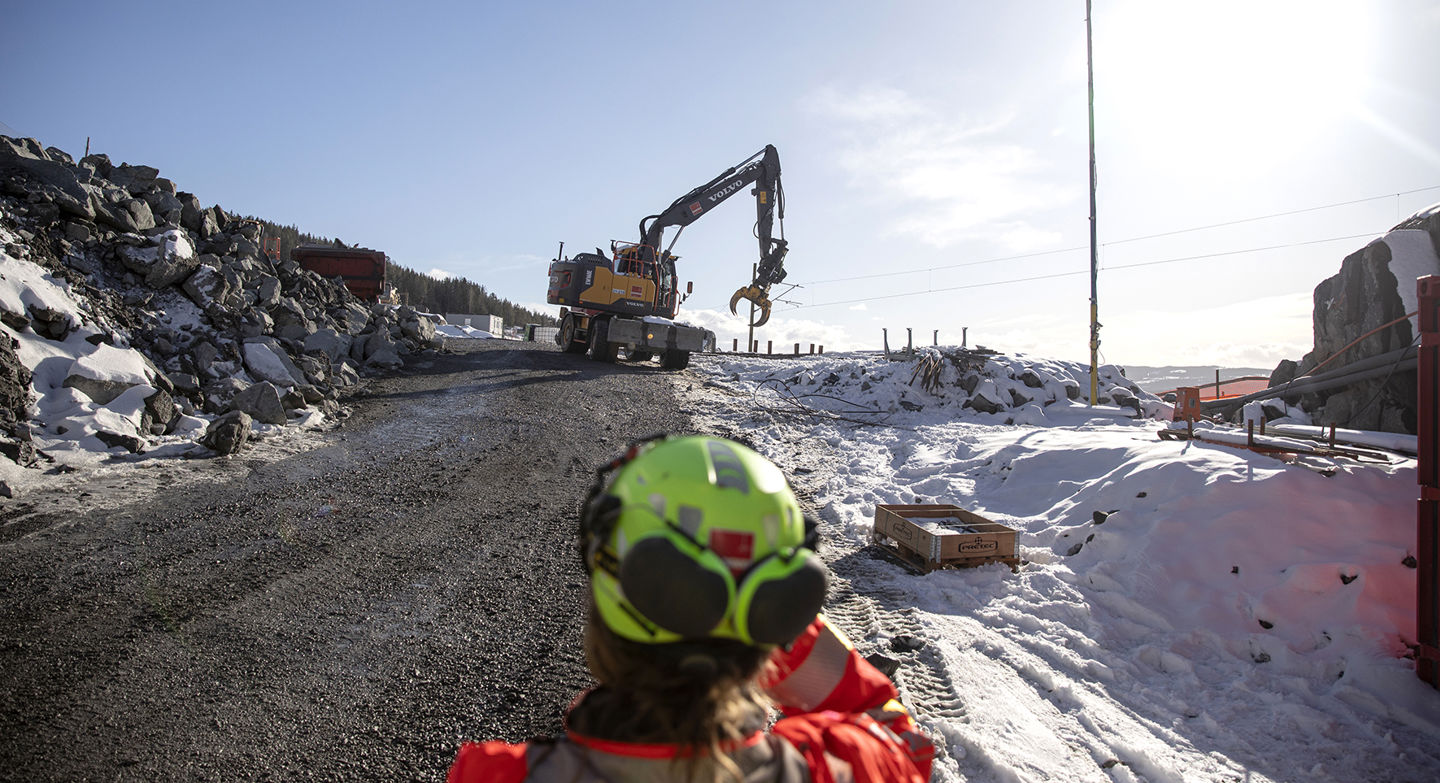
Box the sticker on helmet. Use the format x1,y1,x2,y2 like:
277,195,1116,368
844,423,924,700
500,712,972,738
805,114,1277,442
710,529,754,574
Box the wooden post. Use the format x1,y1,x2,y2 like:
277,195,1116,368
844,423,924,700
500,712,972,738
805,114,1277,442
746,263,757,358
809,343,815,355
794,343,800,355
819,345,824,354
766,340,772,355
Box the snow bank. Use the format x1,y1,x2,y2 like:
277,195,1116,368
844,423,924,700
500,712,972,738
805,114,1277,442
683,349,1440,783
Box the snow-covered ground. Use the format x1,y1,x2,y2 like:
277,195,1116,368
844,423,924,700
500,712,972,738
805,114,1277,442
435,323,495,339
683,351,1439,783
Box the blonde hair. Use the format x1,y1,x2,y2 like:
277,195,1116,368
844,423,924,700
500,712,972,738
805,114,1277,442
571,604,773,781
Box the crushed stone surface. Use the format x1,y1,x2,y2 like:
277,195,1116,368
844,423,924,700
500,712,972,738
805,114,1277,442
0,340,694,781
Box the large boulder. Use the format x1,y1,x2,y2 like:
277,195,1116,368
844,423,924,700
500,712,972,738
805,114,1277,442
242,337,305,387
0,332,32,423
331,302,371,335
61,344,155,405
179,193,220,237
0,136,97,220
202,409,252,454
964,379,1006,414
116,229,198,289
141,388,176,434
230,380,287,425
182,263,229,307
93,192,156,233
1274,207,1440,433
303,328,351,364
107,163,161,194
202,377,248,414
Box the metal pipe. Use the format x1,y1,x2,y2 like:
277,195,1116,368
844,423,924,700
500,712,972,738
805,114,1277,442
1206,353,1416,415
1204,345,1417,413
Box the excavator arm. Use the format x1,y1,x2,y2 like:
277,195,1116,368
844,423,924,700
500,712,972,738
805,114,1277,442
636,145,788,327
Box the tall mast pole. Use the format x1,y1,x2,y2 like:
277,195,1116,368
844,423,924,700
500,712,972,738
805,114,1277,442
1086,0,1100,406
747,263,757,352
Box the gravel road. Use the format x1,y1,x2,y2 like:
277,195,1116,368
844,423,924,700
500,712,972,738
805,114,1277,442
0,339,694,781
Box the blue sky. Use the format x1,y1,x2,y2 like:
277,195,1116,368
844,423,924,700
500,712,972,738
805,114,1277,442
5,0,1439,367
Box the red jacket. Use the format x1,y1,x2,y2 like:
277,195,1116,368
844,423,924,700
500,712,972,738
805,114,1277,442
449,616,934,782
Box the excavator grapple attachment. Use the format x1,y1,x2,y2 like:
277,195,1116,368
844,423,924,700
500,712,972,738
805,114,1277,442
730,285,772,328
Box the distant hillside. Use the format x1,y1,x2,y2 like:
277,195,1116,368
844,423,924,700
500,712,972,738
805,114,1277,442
386,263,557,327
252,218,555,328
1125,365,1271,394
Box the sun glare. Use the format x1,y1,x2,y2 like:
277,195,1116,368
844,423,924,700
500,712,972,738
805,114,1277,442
1099,0,1374,174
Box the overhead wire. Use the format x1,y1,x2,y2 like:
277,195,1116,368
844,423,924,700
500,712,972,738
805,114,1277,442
790,231,1379,310
796,185,1440,292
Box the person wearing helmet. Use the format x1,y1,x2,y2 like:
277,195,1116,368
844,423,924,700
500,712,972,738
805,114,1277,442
449,435,934,783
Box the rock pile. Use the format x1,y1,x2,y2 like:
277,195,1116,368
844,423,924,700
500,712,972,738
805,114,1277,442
0,135,443,460
1267,203,1440,434
710,347,1166,425
905,347,1158,418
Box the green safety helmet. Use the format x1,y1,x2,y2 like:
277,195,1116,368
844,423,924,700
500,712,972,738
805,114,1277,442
579,435,828,646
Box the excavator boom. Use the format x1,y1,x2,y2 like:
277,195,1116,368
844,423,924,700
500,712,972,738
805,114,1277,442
636,145,789,326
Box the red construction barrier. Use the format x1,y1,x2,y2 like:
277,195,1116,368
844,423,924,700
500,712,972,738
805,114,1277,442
1417,275,1440,688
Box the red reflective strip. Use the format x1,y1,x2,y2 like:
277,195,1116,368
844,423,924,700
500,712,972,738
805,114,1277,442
566,728,766,759
448,741,528,783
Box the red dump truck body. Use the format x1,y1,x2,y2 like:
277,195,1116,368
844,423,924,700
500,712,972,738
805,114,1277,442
291,245,387,302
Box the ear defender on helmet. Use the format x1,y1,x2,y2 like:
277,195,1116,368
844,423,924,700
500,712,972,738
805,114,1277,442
618,532,734,639
580,435,829,646
733,543,828,646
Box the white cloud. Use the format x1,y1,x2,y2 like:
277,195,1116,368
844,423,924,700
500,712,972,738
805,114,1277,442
804,84,926,124
806,85,1077,249
428,268,453,280
849,303,868,311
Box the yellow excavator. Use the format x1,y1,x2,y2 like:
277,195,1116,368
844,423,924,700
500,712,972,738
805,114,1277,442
546,145,790,369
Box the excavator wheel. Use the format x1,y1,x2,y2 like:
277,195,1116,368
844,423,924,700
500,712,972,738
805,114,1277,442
560,316,588,354
660,349,690,370
628,349,654,362
588,319,619,363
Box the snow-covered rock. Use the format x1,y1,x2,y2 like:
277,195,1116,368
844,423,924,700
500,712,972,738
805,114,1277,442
242,338,304,388
61,343,156,405
230,380,287,425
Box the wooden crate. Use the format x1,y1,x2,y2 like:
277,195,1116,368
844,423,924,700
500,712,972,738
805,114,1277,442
871,504,1019,572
